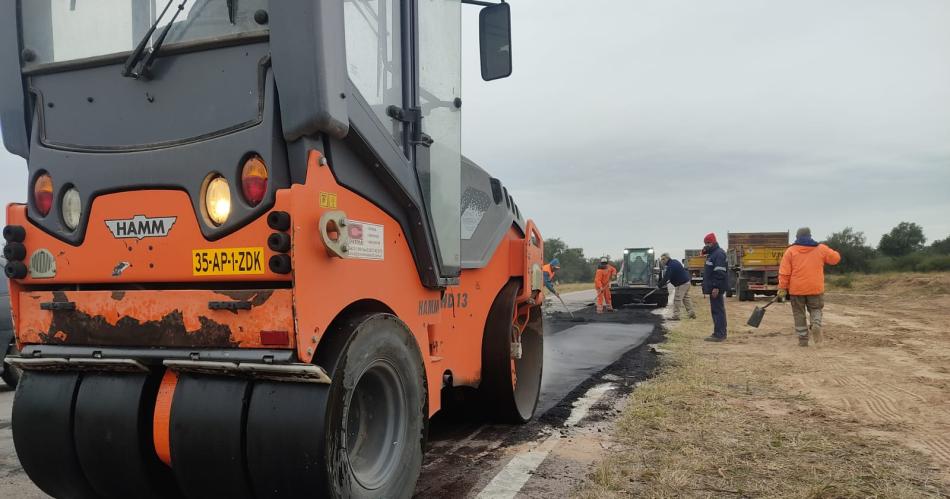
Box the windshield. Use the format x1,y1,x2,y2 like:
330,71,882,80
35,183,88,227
624,249,653,285
20,0,269,66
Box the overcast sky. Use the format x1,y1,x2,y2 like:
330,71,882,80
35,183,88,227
2,0,948,262
460,0,950,259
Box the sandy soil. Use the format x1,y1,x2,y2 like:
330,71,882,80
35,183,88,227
718,273,950,480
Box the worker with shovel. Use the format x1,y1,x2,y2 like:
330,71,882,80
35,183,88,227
595,257,618,313
659,253,696,320
543,258,561,296
778,227,841,347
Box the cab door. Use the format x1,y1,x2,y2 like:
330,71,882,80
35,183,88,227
415,0,462,278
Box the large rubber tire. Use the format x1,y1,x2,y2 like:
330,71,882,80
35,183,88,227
320,313,427,499
653,294,669,308
480,281,543,424
170,376,255,499
246,381,331,498
12,372,99,499
74,373,179,499
1,344,21,388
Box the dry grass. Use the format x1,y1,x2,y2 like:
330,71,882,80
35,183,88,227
576,302,949,498
557,282,595,294
826,272,950,296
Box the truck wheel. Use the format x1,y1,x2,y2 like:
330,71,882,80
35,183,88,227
323,313,427,499
480,281,543,424
1,344,21,388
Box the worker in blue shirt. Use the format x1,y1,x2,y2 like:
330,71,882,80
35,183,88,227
701,233,728,341
659,253,695,320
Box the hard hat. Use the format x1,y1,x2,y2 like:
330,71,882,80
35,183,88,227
599,257,608,264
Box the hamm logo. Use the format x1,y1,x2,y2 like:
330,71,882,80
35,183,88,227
105,215,177,240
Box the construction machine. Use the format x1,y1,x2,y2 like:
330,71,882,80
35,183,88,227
611,247,669,308
684,248,704,286
0,1,544,498
727,232,790,301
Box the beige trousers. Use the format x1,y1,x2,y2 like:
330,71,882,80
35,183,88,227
672,282,695,319
791,294,824,338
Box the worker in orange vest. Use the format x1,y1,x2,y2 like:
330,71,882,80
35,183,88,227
595,257,618,313
778,227,841,347
542,258,560,295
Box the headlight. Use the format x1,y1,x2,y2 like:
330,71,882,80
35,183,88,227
205,176,232,226
62,187,82,230
33,173,53,216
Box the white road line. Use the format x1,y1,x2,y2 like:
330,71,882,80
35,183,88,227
474,383,615,499
474,434,560,499
563,383,614,427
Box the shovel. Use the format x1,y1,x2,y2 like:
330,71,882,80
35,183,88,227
746,296,779,328
633,287,660,305
554,293,586,322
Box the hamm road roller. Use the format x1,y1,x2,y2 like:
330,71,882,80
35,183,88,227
0,1,544,497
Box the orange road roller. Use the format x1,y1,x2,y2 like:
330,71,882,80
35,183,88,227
0,1,542,497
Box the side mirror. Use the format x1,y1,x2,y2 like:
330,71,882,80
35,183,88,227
479,3,512,81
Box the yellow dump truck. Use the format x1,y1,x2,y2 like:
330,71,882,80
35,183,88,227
684,249,705,285
727,232,790,301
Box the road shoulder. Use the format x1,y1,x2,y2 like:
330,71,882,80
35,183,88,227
576,277,950,498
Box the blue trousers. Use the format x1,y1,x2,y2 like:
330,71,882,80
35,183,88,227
710,293,727,338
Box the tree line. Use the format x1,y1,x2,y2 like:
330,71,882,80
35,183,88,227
825,222,950,273
543,222,950,283
542,238,621,284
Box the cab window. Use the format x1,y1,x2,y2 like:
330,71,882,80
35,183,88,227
344,0,404,147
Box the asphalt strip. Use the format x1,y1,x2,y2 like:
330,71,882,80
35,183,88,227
474,382,616,499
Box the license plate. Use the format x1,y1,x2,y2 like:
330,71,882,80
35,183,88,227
192,247,265,276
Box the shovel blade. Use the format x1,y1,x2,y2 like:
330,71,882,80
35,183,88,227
747,306,767,328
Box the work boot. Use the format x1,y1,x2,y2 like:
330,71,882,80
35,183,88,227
798,336,809,347
811,326,823,344
704,335,725,342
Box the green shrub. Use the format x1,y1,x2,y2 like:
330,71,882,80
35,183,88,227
917,255,950,272
868,254,950,273
893,253,924,271
930,236,950,255
828,274,854,288
869,256,896,273
824,227,876,274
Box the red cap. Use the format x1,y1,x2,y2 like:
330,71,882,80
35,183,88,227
703,232,717,244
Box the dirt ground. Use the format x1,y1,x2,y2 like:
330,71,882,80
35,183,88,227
758,273,950,477
578,272,950,498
